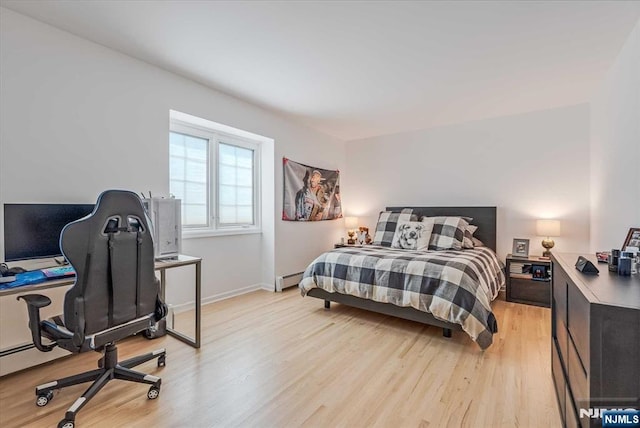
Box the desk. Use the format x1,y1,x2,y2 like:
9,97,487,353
0,254,201,369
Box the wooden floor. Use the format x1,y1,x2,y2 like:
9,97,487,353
0,288,560,427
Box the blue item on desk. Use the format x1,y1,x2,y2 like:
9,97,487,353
0,267,77,290
0,270,47,290
42,266,76,278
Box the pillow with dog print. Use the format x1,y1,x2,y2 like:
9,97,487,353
372,209,418,247
391,220,434,251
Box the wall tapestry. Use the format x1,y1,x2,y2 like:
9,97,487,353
282,158,342,221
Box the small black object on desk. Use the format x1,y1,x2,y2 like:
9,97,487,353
575,256,599,275
617,257,632,276
608,249,620,271
0,263,26,277
7,267,26,275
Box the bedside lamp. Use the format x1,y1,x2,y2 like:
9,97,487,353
345,216,358,244
536,219,561,258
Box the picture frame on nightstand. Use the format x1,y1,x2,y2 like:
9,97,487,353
512,238,530,258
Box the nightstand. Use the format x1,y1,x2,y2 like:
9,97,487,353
506,254,551,307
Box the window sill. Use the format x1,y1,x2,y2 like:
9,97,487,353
182,228,262,239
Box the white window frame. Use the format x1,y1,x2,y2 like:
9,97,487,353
170,112,262,239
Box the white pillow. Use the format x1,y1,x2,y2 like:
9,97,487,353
391,219,434,251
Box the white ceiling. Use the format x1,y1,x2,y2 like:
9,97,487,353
2,1,639,140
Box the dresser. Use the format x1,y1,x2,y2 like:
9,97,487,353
551,253,640,428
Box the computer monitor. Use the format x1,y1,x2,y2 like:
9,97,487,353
3,203,95,262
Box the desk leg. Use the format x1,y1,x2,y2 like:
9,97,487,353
195,260,201,348
159,269,168,336
160,270,166,298
165,261,201,349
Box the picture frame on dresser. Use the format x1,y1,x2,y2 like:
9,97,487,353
512,238,530,258
622,227,640,250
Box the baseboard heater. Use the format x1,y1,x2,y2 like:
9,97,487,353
0,343,35,358
275,272,304,292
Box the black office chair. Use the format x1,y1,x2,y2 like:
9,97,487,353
18,190,168,428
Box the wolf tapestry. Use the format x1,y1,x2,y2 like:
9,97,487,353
282,158,341,221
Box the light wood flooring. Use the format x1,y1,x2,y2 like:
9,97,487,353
0,288,559,427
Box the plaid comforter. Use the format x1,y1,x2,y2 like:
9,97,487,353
300,246,505,349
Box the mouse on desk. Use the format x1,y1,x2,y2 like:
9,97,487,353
0,263,25,279
7,267,27,275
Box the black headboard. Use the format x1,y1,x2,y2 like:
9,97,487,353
386,206,497,252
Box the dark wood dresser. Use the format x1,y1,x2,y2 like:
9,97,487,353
551,253,640,427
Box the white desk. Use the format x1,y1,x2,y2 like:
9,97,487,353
0,254,201,375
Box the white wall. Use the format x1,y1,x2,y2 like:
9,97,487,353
0,7,347,373
590,19,640,252
345,105,591,259
0,8,346,296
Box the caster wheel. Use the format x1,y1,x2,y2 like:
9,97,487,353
58,419,74,428
157,355,166,367
36,391,54,407
147,386,160,400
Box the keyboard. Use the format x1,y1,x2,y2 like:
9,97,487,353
41,266,76,279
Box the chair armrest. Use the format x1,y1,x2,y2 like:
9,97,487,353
17,294,51,308
17,294,57,352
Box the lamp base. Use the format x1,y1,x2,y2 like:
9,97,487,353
542,238,555,258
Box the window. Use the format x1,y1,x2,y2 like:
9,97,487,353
218,142,254,225
169,131,209,227
169,111,261,236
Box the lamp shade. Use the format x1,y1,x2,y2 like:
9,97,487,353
344,216,358,229
536,219,561,237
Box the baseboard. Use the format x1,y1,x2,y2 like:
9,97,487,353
0,344,70,377
260,283,275,292
170,283,268,313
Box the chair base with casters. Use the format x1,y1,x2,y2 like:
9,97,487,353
37,343,166,428
19,294,167,428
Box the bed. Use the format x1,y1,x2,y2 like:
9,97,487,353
299,206,504,350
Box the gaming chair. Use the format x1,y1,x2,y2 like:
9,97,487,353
18,190,168,428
